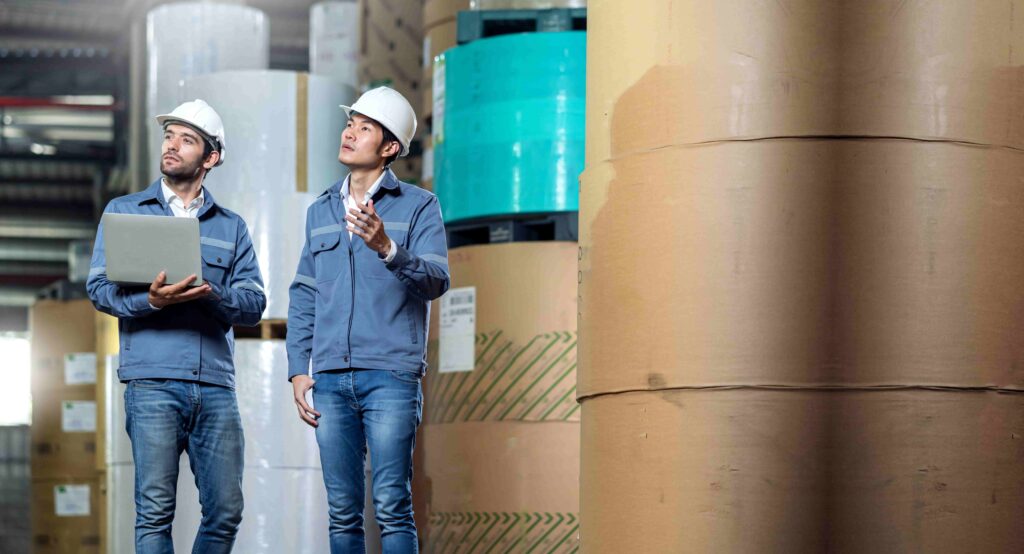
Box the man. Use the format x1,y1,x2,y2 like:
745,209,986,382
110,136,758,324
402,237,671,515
287,86,450,553
87,99,266,553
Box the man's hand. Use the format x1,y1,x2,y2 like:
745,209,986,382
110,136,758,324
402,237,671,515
148,271,211,309
291,375,320,428
346,199,391,256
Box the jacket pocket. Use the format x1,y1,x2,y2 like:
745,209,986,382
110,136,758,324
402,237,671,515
201,245,233,286
312,231,343,283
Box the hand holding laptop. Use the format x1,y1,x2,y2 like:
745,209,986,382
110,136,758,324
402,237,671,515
148,271,211,309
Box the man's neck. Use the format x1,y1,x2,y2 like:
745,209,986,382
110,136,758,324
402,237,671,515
164,175,204,205
347,165,386,201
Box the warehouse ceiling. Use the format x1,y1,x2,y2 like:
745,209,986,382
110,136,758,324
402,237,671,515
0,0,323,329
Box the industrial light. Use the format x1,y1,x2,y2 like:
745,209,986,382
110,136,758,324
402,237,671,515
29,143,57,155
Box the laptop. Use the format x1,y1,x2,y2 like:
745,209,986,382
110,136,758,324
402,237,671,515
102,213,204,286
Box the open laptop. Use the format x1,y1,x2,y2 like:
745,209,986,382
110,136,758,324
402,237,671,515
102,213,204,286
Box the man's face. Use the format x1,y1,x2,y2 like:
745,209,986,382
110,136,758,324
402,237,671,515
338,114,398,168
161,123,215,179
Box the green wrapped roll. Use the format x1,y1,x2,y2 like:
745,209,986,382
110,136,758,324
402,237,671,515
434,31,585,223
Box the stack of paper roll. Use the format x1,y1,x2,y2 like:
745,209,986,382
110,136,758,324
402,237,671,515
104,340,328,552
579,1,1024,552
145,2,269,181
171,340,327,553
423,242,580,552
178,70,357,319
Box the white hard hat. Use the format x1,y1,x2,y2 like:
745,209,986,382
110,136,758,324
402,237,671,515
340,87,417,157
155,99,227,166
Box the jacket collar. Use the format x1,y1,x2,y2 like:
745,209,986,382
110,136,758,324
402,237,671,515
320,168,401,199
138,177,218,218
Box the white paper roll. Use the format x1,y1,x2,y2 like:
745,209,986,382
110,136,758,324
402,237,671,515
172,464,329,553
106,462,137,554
310,1,360,88
180,71,356,319
146,2,269,181
108,341,328,553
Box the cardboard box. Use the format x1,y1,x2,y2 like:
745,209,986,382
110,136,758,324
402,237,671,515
359,0,425,105
425,243,578,424
585,0,1024,165
424,0,469,30
31,477,101,554
423,421,580,553
580,389,1024,553
30,300,97,393
31,385,98,479
579,139,1024,398
391,153,423,187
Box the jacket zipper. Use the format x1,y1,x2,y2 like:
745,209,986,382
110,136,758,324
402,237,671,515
347,247,355,365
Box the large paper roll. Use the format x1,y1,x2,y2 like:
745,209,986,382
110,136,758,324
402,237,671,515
309,1,359,88
434,33,585,222
146,3,268,181
180,71,357,319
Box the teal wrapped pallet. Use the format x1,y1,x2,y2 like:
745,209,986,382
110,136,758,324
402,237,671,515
433,31,585,223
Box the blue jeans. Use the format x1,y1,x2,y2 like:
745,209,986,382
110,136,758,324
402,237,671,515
125,378,245,554
313,369,422,554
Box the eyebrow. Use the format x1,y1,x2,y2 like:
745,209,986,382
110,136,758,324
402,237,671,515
165,128,201,142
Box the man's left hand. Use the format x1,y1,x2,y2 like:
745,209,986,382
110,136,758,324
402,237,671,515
346,199,391,256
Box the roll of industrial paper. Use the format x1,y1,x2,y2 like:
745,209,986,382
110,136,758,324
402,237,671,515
146,2,269,181
180,71,356,319
310,1,360,88
434,32,585,222
172,340,327,553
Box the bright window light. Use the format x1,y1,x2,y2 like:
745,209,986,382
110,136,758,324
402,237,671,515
0,334,31,425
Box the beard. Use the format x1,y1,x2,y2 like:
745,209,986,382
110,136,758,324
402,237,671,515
161,154,204,181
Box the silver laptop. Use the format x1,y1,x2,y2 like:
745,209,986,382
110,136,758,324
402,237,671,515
102,213,204,286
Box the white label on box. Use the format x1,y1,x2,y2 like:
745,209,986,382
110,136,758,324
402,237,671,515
63,352,97,385
61,401,96,433
439,286,476,373
54,484,90,516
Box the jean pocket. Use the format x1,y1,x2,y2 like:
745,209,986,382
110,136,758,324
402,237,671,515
131,378,170,389
388,370,421,384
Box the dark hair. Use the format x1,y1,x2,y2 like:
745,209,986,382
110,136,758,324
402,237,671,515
201,140,219,174
379,125,400,167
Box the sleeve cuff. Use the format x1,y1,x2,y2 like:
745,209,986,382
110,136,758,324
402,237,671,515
288,359,311,381
382,239,397,263
129,291,160,317
384,242,413,270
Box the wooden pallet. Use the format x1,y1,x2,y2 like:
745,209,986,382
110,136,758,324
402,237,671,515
234,318,287,340
446,211,578,249
457,8,587,45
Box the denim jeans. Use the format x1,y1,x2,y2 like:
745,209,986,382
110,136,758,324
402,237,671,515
313,369,423,554
125,378,245,554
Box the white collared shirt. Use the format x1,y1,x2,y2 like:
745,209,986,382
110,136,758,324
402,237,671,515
341,171,397,263
161,180,204,218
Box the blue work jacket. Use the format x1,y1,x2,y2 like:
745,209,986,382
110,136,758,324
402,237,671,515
86,179,267,388
286,169,450,380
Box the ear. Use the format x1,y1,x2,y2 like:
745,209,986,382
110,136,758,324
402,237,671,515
381,139,401,159
203,149,221,170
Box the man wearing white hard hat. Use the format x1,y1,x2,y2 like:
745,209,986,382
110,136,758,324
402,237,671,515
286,86,450,552
87,99,266,553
